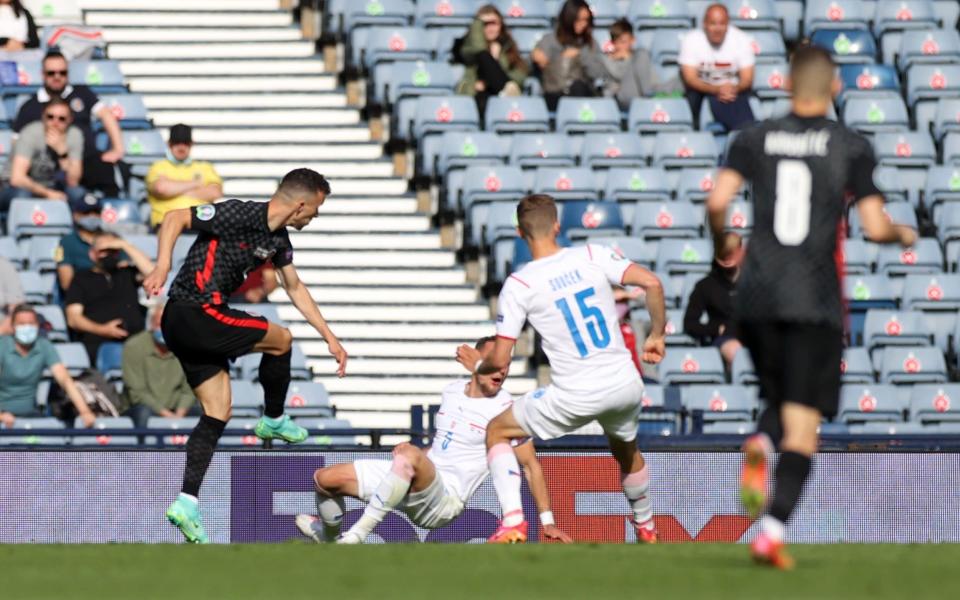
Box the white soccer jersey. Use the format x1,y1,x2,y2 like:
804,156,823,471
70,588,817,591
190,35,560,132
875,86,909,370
426,380,515,502
496,245,639,396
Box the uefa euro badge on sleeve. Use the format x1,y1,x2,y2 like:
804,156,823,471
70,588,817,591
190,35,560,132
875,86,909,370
196,205,216,221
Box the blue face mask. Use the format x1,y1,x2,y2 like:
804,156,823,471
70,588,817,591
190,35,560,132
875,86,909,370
165,149,192,166
76,215,102,231
152,328,166,347
14,325,38,346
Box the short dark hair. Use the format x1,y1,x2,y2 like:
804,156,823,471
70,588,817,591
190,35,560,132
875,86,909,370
11,304,37,321
278,168,331,198
42,49,66,66
44,97,71,114
609,18,633,40
517,194,558,240
474,335,497,350
789,44,836,100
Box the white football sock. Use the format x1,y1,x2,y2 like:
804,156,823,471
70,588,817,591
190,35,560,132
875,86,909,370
622,466,653,527
316,493,345,541
760,515,785,542
487,442,524,527
346,455,414,539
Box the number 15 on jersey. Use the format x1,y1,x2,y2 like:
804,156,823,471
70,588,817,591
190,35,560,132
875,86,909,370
555,287,611,357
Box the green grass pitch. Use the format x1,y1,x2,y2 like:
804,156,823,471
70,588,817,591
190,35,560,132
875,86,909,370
3,543,957,599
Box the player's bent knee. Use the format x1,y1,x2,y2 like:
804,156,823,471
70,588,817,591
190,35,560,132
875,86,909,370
277,327,293,352
393,443,424,467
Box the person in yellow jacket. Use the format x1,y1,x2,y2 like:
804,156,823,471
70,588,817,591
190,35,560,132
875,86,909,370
145,123,222,229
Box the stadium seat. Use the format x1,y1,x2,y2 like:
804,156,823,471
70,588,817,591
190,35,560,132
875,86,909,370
6,199,72,240
578,133,648,169
582,0,619,26
532,167,599,202
354,27,435,71
931,98,960,141
651,132,718,168
627,97,694,134
847,200,919,238
632,201,702,239
412,95,480,141
909,383,960,423
375,60,460,108
838,384,905,423
804,0,870,35
604,167,673,205
876,239,944,276
461,165,525,245
682,385,756,421
936,202,960,252
559,201,625,241
902,274,960,310
842,97,910,134
0,236,24,269
218,418,263,446
752,62,790,99
702,420,756,434
424,131,507,181
0,417,66,446
924,165,960,221
96,94,151,130
880,346,947,384
18,271,54,305
33,305,68,343
230,380,264,417
509,28,549,59
484,96,550,134
748,30,788,63
841,238,877,274
415,0,477,28
943,132,960,164
494,0,551,28
725,0,780,31
72,416,137,446
53,342,90,376
874,1,940,64
658,347,726,385
841,347,875,383
100,199,146,234
24,235,60,272
598,236,656,267
285,381,333,417
897,29,960,72
871,131,937,168
343,0,415,32
95,342,124,382
906,64,960,122
722,201,753,234
120,130,165,165
873,165,911,205
663,308,696,346
837,64,900,107
672,167,718,204
863,309,934,355
810,29,877,64
649,28,688,66
506,133,578,171
555,98,621,134
146,416,198,447
655,238,713,275
628,0,693,30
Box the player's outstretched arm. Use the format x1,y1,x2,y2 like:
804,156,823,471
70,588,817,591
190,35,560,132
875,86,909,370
706,168,744,254
143,208,191,297
277,263,348,377
456,336,513,376
857,195,917,247
620,264,666,364
515,440,573,543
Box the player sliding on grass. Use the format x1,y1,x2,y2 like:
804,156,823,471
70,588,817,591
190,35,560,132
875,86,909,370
142,168,348,544
456,194,667,544
707,46,917,569
296,336,572,544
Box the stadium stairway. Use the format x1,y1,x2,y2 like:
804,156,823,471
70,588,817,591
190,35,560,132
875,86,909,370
82,0,536,428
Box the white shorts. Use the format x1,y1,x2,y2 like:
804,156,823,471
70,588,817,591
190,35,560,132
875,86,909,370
512,378,644,442
353,459,465,529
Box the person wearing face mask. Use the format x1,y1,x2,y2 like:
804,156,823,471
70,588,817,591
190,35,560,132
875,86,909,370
119,301,196,429
683,231,745,369
64,232,155,363
55,193,130,293
0,304,95,428
145,124,223,230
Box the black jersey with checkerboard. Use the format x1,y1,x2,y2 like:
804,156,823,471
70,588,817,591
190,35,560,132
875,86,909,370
168,199,293,305
724,114,881,330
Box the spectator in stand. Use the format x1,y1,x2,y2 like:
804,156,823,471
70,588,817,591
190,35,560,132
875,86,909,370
0,0,39,50
13,50,125,195
0,257,25,335
1,98,85,211
532,0,609,111
120,301,196,428
145,123,222,230
64,232,153,363
602,18,683,110
683,232,744,368
230,262,278,304
455,5,528,115
56,193,105,292
0,304,95,428
678,3,755,131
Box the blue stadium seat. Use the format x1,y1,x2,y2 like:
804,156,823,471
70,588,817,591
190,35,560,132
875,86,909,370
811,29,877,64
659,347,725,385
0,236,22,269
69,60,125,93
931,98,960,141
874,1,940,63
285,381,333,417
844,274,898,305
121,130,165,165
461,163,525,214
100,199,145,234
599,236,656,267
412,96,479,140
841,347,875,383
485,96,550,134
935,202,960,253
18,271,54,304
95,342,124,382
532,167,600,201
375,60,460,107
924,165,960,221
897,29,960,72
559,201,625,240
649,28,688,65
627,97,694,134
873,165,911,205
72,416,137,446
0,417,66,446
343,0,415,32
663,308,696,346
838,384,905,423
752,62,790,99
906,64,960,110
632,201,701,239
725,0,780,31
494,0,551,28
841,238,877,274
863,309,934,354
145,416,198,446
943,132,960,164
6,199,72,240
356,27,435,70
628,0,693,30
423,131,507,181
655,238,713,275
876,238,944,276
804,0,870,34
674,167,719,204
96,94,150,130
722,201,753,234
230,380,264,417
509,28,550,58
24,235,59,272
509,133,578,169
555,97,621,134
909,383,960,423
585,0,620,26
880,346,947,384
871,131,936,168
902,274,960,310
34,304,68,343
218,418,262,446
651,132,717,168
748,30,788,63
603,167,673,204
933,0,960,29
415,0,477,28
578,133,648,169
683,385,756,421
837,64,900,107
53,342,90,376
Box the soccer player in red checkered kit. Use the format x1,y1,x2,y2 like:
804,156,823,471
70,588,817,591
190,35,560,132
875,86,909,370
142,168,349,544
706,46,917,569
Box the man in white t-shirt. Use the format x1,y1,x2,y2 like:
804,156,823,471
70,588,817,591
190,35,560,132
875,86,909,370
295,335,572,544
678,3,756,131
455,194,667,544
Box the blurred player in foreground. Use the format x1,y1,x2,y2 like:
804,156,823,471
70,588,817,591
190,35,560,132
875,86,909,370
707,46,917,569
456,194,667,543
142,168,349,544
296,336,572,544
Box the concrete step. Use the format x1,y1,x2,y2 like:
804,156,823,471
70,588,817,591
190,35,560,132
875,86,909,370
294,269,467,287
283,251,455,269
295,197,417,214
214,162,392,179
292,321,486,342
224,179,407,197
122,61,327,77
189,143,380,161
298,340,477,357
109,41,316,60
183,128,370,144
319,376,537,395
332,411,412,429
285,287,477,305
143,95,346,110
308,358,525,377
288,233,441,250
81,0,281,9
278,303,488,322
86,12,293,28
149,109,359,128
300,214,430,233
129,77,335,94
103,28,302,43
